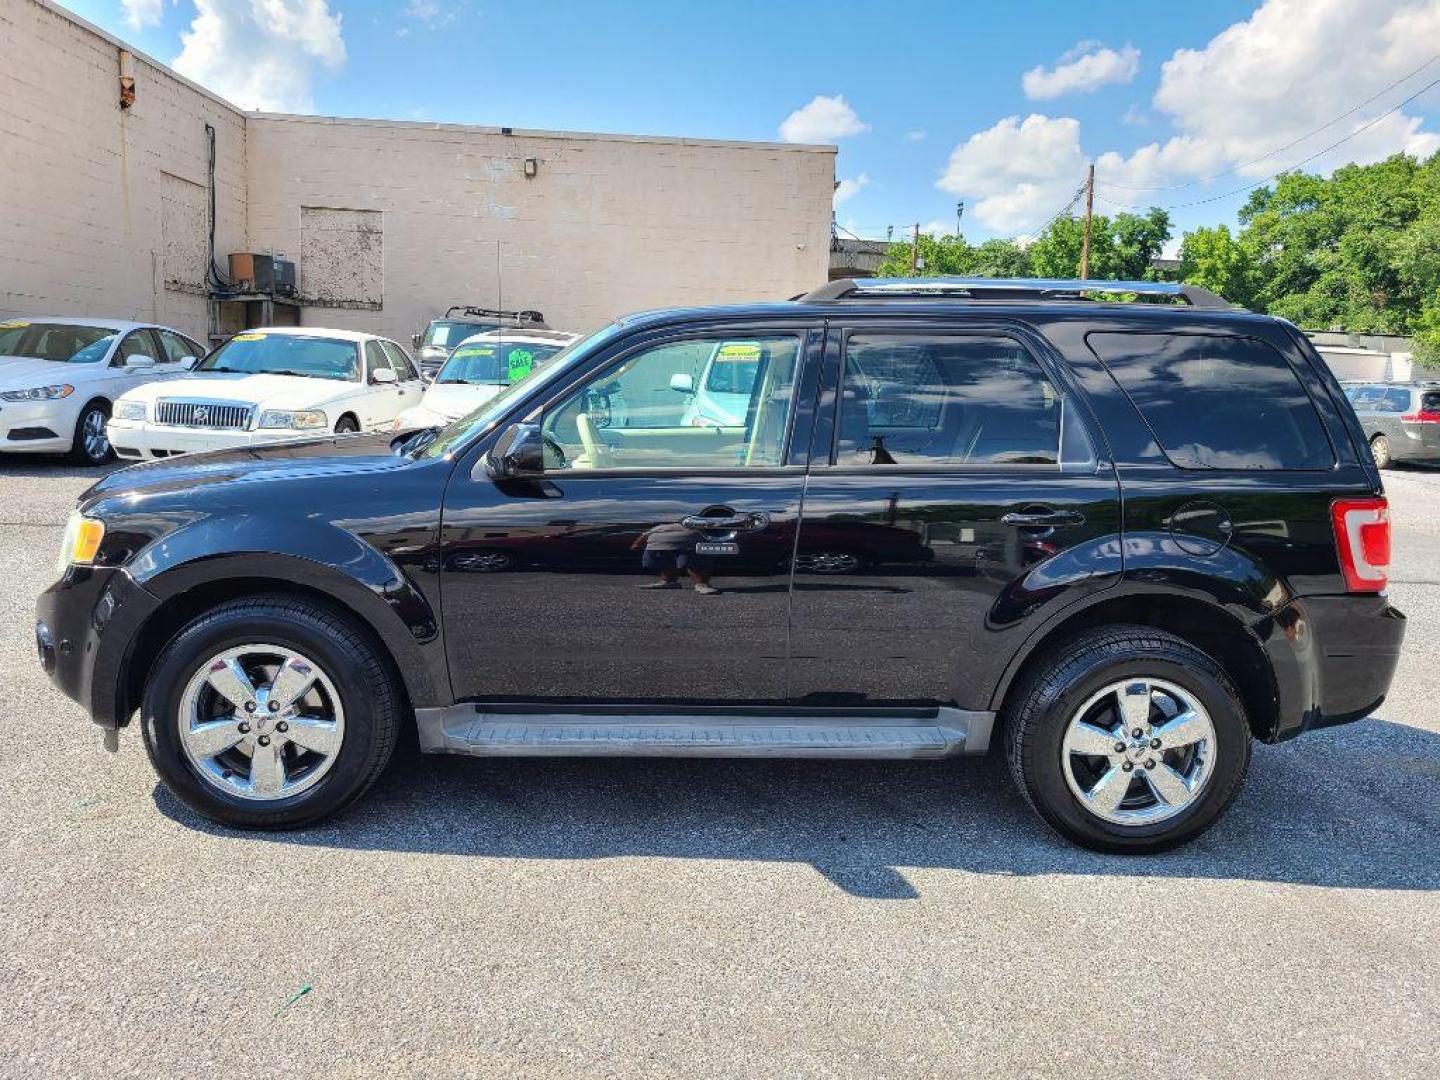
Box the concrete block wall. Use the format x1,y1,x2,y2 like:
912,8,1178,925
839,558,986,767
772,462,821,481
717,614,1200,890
244,115,834,342
0,0,247,341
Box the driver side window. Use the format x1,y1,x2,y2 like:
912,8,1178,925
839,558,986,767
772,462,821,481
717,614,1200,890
541,334,802,471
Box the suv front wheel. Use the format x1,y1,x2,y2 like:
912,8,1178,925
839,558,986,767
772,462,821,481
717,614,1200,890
140,595,402,828
1004,625,1251,853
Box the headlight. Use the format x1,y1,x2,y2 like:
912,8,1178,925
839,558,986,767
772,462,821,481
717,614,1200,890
2,384,74,402
113,400,147,421
57,511,105,573
257,409,327,430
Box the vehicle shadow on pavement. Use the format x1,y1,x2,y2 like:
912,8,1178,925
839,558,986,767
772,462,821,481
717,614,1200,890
153,715,1440,899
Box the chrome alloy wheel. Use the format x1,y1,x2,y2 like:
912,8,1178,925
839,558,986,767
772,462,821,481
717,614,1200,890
177,644,345,801
1060,677,1216,826
82,407,110,461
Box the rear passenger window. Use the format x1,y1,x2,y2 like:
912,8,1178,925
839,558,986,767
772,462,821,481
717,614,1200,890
836,335,1078,467
1088,332,1333,470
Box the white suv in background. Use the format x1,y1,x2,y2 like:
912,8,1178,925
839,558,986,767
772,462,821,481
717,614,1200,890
0,316,203,464
108,327,423,459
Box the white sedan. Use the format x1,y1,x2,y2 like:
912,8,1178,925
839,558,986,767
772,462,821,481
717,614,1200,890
108,327,424,459
393,329,578,431
0,316,204,464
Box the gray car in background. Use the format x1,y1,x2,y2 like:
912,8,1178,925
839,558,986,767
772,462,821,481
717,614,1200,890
1343,382,1440,467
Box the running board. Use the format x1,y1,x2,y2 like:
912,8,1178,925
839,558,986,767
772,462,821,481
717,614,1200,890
414,704,994,759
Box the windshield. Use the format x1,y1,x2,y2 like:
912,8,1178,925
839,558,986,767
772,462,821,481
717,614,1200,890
422,320,494,349
703,341,763,394
198,332,360,381
437,339,566,385
0,321,117,363
418,324,621,459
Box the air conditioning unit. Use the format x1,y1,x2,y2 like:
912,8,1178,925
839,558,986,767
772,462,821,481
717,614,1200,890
228,252,297,296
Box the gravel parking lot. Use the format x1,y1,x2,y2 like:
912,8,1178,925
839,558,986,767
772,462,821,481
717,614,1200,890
1,459,1437,1079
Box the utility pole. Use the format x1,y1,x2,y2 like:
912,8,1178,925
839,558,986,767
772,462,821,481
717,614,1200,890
1079,163,1095,280
911,222,920,274
956,201,965,240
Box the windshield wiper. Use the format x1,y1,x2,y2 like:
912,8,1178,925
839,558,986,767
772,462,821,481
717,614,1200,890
268,369,328,379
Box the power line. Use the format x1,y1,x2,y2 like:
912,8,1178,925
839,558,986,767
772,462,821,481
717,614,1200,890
1105,53,1440,192
1098,71,1440,214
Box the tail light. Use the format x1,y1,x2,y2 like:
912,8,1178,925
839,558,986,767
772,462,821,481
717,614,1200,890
1401,410,1440,424
1330,497,1390,592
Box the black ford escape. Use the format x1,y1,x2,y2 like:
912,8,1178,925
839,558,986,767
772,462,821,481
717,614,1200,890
37,278,1405,852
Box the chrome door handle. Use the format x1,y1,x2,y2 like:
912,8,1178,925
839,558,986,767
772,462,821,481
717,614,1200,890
1001,510,1085,528
681,512,771,532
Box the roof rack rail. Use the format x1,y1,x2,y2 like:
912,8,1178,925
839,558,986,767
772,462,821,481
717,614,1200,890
444,305,547,322
799,277,1236,309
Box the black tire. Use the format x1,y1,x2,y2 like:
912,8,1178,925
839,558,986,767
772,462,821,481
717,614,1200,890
70,399,114,465
1371,434,1392,469
140,595,402,829
334,415,360,434
1003,625,1251,854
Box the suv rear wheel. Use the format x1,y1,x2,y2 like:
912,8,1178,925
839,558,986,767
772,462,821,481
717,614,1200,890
140,595,401,828
1370,433,1392,469
1003,625,1251,853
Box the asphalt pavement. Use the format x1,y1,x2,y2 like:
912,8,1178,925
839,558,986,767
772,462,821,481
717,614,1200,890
1,458,1436,1079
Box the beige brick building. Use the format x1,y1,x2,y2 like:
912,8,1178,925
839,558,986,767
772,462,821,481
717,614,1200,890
0,0,835,345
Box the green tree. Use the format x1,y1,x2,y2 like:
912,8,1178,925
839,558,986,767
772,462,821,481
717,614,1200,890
1178,225,1258,308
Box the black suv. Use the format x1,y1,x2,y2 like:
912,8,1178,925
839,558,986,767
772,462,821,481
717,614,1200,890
37,278,1404,852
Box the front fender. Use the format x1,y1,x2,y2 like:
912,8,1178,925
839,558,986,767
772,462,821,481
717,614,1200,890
129,521,446,711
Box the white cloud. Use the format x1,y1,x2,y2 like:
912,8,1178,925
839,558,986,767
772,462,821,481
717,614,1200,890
833,172,870,206
905,130,928,142
920,221,950,238
1023,42,1140,100
122,0,164,28
1149,0,1440,177
173,0,346,114
779,94,869,144
1121,104,1148,126
936,114,1088,233
403,0,458,27
937,0,1440,234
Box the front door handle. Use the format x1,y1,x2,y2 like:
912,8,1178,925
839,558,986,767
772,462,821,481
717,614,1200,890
1001,510,1085,529
681,512,771,532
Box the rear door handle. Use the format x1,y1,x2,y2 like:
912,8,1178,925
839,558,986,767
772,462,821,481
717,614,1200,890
1001,510,1085,529
681,512,771,532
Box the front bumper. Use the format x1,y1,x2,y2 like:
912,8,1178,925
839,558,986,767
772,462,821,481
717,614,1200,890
0,397,78,453
36,565,160,728
108,419,322,458
1254,593,1406,741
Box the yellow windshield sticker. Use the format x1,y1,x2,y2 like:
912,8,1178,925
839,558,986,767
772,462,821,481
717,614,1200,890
716,342,761,361
0,320,30,329
232,332,266,341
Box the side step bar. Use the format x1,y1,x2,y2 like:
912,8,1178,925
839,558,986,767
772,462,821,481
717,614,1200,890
414,704,994,759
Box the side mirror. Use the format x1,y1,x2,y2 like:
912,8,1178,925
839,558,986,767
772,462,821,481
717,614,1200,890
411,333,422,348
669,373,694,394
124,355,156,370
484,422,546,479
178,355,199,370
372,367,398,384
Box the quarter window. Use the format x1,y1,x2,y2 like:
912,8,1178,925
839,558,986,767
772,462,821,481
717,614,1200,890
541,334,802,470
835,335,1066,466
1089,332,1333,470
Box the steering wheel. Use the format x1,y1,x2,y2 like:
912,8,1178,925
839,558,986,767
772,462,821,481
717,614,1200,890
575,412,612,468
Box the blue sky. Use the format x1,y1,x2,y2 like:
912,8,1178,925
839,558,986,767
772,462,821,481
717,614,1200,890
66,1,1440,252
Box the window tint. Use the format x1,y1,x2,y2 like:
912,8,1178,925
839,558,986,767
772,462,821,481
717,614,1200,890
382,341,419,381
156,330,201,364
115,330,160,364
1421,391,1440,413
836,335,1065,466
1089,332,1332,470
542,335,801,470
